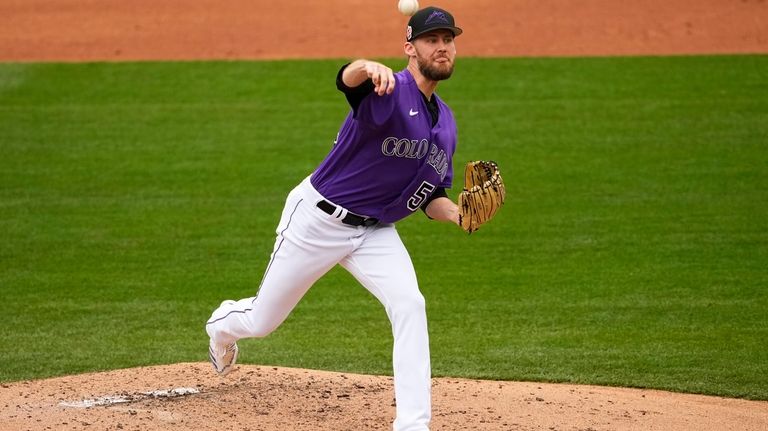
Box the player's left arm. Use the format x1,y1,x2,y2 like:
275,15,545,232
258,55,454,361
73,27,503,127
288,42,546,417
424,196,460,226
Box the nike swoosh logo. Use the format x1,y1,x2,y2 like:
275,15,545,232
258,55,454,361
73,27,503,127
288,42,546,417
409,109,419,116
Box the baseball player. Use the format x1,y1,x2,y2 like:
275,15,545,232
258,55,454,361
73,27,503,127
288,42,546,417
207,7,464,431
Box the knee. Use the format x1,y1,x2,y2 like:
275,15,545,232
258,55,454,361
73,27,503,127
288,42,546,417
389,293,427,319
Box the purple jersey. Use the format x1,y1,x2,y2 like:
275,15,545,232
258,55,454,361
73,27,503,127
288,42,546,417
311,68,457,223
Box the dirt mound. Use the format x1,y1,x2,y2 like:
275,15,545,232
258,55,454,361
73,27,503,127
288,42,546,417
1,363,767,431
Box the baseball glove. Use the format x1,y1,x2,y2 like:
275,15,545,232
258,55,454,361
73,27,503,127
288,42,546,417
457,160,506,233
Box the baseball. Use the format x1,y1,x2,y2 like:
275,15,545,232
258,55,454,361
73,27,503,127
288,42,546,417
398,0,419,16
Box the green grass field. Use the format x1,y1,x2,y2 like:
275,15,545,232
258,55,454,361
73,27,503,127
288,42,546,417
1,55,766,400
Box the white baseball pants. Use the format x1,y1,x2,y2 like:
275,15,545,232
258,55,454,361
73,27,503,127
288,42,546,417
206,176,431,431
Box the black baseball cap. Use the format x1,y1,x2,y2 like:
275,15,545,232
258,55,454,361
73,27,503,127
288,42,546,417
406,6,463,42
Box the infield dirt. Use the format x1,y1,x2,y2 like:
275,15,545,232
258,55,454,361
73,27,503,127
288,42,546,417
1,0,767,61
2,363,768,431
1,1,767,430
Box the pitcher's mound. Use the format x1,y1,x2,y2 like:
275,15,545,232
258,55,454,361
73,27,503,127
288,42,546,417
1,362,766,430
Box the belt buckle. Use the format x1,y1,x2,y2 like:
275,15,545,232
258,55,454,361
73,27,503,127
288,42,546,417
362,218,379,227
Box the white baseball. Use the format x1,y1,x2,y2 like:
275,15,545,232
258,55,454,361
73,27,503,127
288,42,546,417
398,0,419,16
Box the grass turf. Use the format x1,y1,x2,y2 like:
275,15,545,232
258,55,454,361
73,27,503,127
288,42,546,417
0,55,766,399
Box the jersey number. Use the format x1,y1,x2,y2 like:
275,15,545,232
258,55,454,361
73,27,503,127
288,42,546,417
407,181,436,211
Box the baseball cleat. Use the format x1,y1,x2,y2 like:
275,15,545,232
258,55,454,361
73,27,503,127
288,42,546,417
208,339,239,376
206,299,239,375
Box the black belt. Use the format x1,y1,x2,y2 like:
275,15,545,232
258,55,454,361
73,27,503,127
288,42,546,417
316,200,379,227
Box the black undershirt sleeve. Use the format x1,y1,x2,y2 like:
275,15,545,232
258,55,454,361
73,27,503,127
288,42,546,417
421,187,449,216
336,64,375,116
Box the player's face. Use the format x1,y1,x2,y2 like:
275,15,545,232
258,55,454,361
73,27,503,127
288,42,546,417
412,30,456,81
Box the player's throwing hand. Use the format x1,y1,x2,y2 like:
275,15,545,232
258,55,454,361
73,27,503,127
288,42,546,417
363,61,395,95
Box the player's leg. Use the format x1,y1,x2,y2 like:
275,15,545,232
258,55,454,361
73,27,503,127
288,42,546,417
206,179,354,346
340,224,431,431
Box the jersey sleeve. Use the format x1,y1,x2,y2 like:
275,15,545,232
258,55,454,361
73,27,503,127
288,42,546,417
439,112,458,189
440,162,453,189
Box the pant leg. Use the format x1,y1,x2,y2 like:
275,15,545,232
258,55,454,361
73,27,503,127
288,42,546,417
340,224,431,431
206,180,356,345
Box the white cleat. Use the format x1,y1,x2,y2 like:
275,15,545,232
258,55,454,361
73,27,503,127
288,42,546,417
207,299,239,376
208,339,239,376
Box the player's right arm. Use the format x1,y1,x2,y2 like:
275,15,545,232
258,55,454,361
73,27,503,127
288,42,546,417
337,61,397,124
342,59,395,96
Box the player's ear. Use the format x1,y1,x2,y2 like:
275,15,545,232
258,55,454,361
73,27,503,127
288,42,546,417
404,42,416,57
